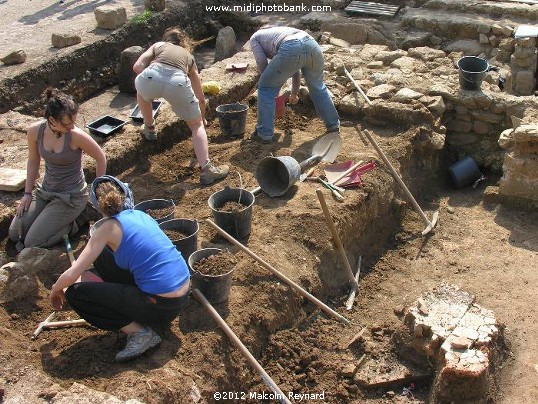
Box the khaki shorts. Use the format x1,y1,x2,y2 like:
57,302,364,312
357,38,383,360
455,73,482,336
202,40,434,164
135,64,201,121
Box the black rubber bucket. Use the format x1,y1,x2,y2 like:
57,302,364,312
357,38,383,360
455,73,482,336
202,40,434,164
457,56,488,91
134,199,175,223
216,103,249,137
159,218,199,261
188,248,235,304
208,187,255,241
448,156,482,188
255,156,301,197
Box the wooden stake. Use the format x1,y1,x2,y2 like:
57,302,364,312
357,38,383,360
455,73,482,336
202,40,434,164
206,219,351,325
345,256,362,311
315,190,360,291
192,289,292,404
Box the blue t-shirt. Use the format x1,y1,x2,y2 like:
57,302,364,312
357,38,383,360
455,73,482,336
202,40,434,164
112,209,189,294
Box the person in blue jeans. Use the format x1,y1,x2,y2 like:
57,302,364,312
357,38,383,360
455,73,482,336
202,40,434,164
249,26,340,143
49,175,190,362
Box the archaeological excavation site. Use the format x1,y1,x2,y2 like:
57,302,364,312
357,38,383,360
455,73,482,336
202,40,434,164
0,0,537,403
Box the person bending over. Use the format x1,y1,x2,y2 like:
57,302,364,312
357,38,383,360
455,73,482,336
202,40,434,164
249,26,340,143
49,175,190,362
133,26,229,185
9,88,106,250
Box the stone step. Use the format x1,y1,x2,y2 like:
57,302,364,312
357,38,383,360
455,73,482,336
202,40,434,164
402,0,538,40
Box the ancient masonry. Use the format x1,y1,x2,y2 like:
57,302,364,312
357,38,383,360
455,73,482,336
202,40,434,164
395,284,504,403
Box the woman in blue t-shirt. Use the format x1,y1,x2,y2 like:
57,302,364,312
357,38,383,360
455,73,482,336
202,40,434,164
49,175,190,362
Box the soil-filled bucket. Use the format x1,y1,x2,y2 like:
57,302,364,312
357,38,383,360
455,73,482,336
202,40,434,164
457,56,488,91
134,199,175,223
159,218,199,261
448,156,482,188
188,248,235,304
208,187,255,241
255,155,301,197
216,103,249,137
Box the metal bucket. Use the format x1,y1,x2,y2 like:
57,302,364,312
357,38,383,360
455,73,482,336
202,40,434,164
457,56,489,91
134,199,175,223
208,187,255,241
216,103,249,137
159,218,199,261
188,248,235,304
255,156,301,197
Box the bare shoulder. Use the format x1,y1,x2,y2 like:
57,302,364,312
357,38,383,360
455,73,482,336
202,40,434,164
27,120,44,139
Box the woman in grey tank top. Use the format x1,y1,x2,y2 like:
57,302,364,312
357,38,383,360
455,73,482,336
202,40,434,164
8,88,107,250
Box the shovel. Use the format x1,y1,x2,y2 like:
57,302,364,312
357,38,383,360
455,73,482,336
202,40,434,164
298,131,342,170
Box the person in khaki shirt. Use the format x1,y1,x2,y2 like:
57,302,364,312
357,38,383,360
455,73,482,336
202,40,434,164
133,27,229,185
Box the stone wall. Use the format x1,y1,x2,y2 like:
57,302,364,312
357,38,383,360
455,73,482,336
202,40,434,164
498,125,538,209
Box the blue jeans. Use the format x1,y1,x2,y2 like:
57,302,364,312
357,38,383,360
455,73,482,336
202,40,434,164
256,37,340,140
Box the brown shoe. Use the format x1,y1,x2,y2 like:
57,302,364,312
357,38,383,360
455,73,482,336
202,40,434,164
200,161,229,185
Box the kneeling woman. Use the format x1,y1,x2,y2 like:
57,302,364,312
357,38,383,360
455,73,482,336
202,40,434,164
49,175,190,362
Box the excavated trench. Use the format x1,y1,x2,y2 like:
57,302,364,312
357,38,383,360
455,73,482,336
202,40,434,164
3,2,532,403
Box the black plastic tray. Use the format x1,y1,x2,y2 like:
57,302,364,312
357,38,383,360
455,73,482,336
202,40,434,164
129,100,163,122
87,115,126,137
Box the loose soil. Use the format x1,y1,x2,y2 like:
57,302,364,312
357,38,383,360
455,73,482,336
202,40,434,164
144,206,175,221
162,228,192,241
192,250,237,276
0,2,537,404
218,201,247,213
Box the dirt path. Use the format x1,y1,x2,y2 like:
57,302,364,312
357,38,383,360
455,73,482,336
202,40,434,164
0,0,145,80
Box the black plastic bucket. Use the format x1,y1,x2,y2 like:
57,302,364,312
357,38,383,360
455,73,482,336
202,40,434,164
159,218,199,261
188,248,235,304
255,156,301,197
448,156,482,188
457,56,488,91
208,187,255,241
134,199,175,223
216,103,249,137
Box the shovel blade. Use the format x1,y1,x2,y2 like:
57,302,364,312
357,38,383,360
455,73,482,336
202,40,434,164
312,132,342,163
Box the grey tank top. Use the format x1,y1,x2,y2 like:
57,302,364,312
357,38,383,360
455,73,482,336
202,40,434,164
37,121,85,193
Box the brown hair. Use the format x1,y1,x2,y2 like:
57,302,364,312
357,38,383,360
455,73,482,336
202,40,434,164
96,182,125,217
162,27,213,52
43,87,78,121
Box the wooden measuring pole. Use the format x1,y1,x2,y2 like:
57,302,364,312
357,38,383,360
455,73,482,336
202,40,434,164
192,289,292,404
205,219,350,325
345,256,361,311
315,190,360,291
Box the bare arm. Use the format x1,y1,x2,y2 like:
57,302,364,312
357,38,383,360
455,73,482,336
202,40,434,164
133,43,160,74
188,63,207,123
49,220,120,309
71,127,107,177
17,123,41,216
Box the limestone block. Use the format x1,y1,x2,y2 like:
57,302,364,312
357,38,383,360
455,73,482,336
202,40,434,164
366,84,396,99
214,26,236,63
329,37,350,48
324,23,368,45
366,60,383,69
498,128,514,150
1,49,26,65
391,56,425,73
479,34,489,45
491,24,503,36
513,45,536,59
373,49,406,65
513,124,538,144
94,6,127,30
511,54,537,68
119,46,144,93
514,71,536,96
447,119,473,133
51,33,81,49
423,95,446,116
470,111,503,124
501,26,514,37
407,46,446,61
1,262,38,303
393,88,423,103
337,93,363,115
498,38,515,52
473,120,490,135
455,113,472,122
477,24,490,35
517,37,536,48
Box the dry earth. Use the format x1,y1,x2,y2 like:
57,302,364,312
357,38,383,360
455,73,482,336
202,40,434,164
0,1,538,404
